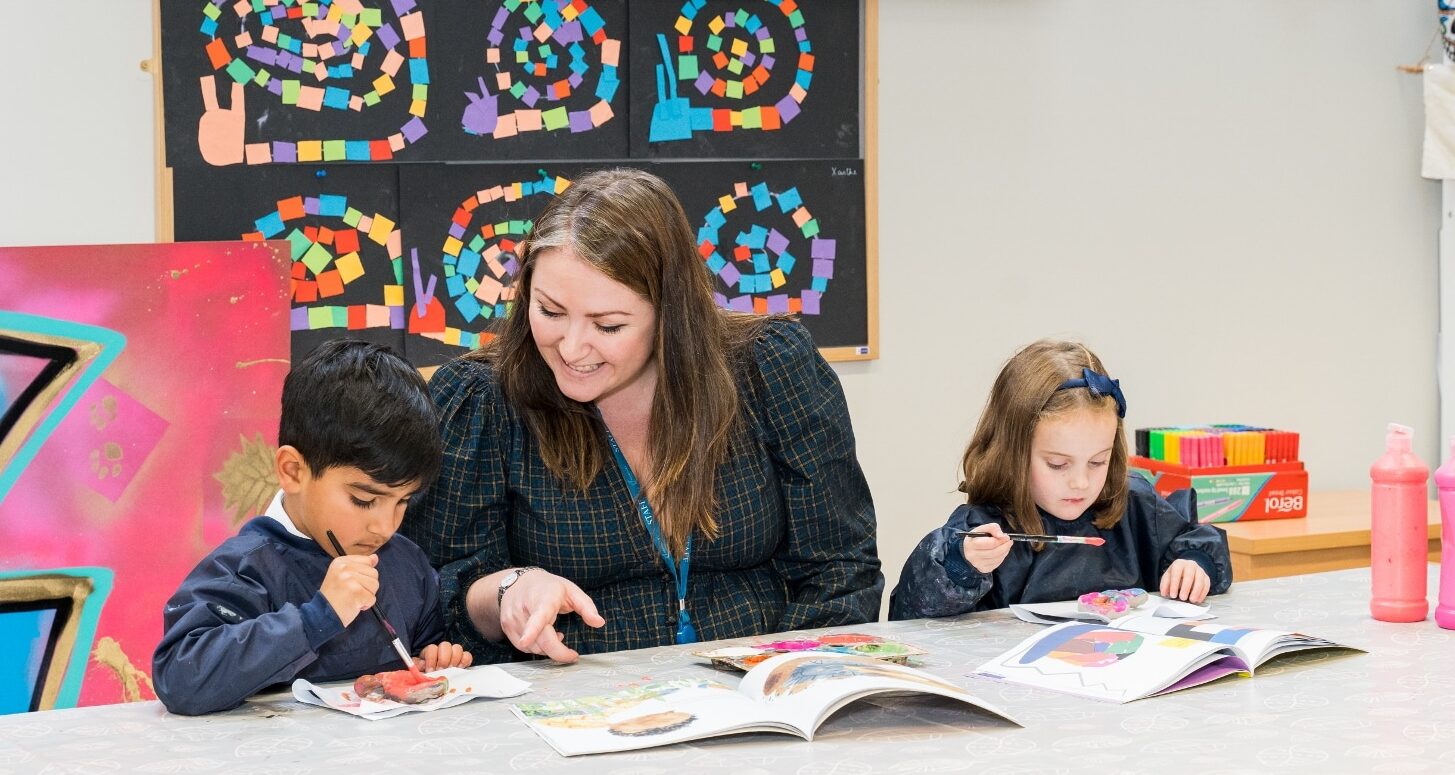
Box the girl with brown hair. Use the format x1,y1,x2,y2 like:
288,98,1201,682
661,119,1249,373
403,168,883,662
889,340,1230,620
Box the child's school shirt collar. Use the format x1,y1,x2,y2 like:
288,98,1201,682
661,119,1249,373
264,490,311,539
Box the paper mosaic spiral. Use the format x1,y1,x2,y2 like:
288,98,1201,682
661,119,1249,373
697,180,836,315
650,0,813,142
243,194,405,334
461,0,622,138
431,171,572,348
197,0,429,164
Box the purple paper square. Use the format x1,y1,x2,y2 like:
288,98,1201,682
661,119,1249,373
756,28,770,40
714,292,729,308
303,196,321,214
742,52,756,67
694,70,714,95
390,305,405,329
392,0,417,14
291,306,310,330
719,262,742,286
568,72,583,88
568,110,593,132
801,290,821,315
776,95,801,123
488,29,504,46
795,28,807,42
266,78,284,96
448,222,466,240
728,295,754,313
491,7,509,27
762,55,775,69
554,20,583,44
272,141,296,162
766,228,789,255
377,23,400,50
503,256,520,276
724,14,736,28
811,238,837,259
523,85,540,107
766,294,789,314
812,259,834,279
401,116,427,142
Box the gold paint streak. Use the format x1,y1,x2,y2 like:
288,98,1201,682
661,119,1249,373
235,358,291,369
92,637,155,703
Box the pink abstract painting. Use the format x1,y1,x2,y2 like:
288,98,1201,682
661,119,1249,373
0,241,290,708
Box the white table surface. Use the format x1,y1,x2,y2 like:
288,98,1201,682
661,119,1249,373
3,565,1452,774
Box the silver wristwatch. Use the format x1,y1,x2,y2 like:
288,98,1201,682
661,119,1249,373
497,566,540,606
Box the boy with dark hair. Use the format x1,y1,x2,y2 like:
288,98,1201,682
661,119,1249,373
153,340,471,716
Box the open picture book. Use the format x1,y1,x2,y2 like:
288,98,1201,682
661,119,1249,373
973,615,1359,704
512,651,1020,756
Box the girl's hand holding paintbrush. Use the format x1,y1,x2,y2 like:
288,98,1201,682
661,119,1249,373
958,524,1108,574
959,523,1016,574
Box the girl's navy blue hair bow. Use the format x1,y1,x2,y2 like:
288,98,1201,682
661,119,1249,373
1058,368,1126,418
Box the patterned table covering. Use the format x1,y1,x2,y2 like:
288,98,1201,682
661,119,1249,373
3,566,1451,774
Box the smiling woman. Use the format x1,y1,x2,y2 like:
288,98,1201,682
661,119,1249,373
401,168,885,664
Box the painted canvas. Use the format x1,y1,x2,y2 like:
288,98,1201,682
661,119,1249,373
0,241,291,710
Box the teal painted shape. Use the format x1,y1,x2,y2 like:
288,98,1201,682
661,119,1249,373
0,312,126,503
0,567,114,710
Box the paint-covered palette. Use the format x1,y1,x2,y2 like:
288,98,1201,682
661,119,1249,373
694,632,927,671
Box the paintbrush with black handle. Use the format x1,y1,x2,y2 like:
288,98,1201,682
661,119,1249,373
325,529,421,675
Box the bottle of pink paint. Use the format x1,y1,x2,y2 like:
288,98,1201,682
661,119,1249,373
1434,436,1455,629
1370,423,1428,622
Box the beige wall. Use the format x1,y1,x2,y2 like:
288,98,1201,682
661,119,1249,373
0,2,1439,616
849,1,1438,611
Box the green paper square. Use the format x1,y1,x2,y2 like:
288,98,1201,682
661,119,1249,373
468,235,486,251
342,207,363,227
308,307,334,330
802,219,820,238
332,307,349,327
361,9,382,27
281,79,301,105
225,59,256,85
524,3,542,23
706,35,722,52
322,140,347,161
466,278,480,293
725,80,743,99
741,106,762,129
542,107,569,130
727,59,743,75
412,83,428,100
286,229,311,260
363,90,381,106
677,55,698,79
760,38,775,54
301,242,334,275
203,4,221,20
510,81,527,98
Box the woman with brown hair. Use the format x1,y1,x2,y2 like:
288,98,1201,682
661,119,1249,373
402,168,883,663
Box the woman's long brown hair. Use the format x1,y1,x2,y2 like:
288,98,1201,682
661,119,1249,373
959,340,1128,539
471,168,763,557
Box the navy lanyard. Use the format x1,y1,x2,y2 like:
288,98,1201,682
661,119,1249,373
599,420,697,645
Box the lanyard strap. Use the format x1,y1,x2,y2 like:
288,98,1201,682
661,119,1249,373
599,418,697,645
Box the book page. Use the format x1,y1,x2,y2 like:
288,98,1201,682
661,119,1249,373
1111,615,1346,668
973,622,1249,703
738,652,1020,734
510,677,790,757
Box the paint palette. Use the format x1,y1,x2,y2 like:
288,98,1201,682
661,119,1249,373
693,632,926,671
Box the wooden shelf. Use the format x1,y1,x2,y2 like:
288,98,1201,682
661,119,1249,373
1220,490,1442,580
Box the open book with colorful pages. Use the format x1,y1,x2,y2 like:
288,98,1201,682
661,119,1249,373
973,615,1360,704
693,631,926,671
512,652,1019,756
